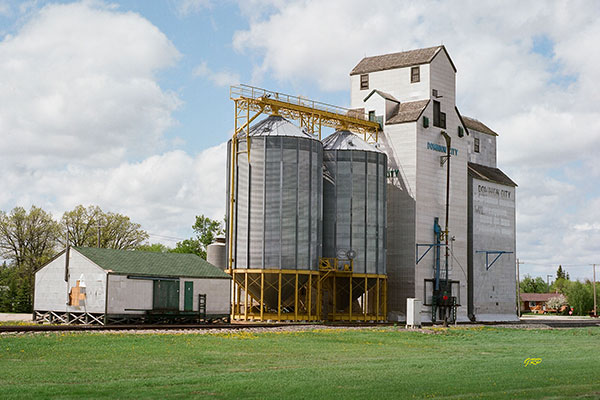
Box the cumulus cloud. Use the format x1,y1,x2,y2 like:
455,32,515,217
193,61,240,87
0,2,227,243
0,1,181,169
233,0,600,279
0,143,227,243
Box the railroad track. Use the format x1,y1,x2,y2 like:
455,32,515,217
2,319,599,333
0,321,394,333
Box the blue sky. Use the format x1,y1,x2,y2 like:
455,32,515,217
1,0,599,282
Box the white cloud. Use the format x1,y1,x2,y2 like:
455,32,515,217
233,0,600,280
174,0,211,17
193,61,240,87
0,2,221,244
0,1,181,169
0,143,227,243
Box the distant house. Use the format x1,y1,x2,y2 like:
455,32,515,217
34,247,231,325
520,293,558,313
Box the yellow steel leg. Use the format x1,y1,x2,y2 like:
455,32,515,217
332,276,336,320
278,271,282,321
376,276,380,321
244,272,248,321
308,273,312,320
260,272,264,320
349,275,353,321
294,273,298,321
364,276,368,321
383,278,387,320
317,273,322,320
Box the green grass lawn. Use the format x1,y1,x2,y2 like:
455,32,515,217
1,326,599,399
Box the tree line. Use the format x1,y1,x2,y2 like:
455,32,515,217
0,205,222,313
520,265,598,316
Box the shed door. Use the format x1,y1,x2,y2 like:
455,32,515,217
184,281,194,311
153,280,180,311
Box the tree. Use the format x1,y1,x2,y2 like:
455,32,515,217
172,215,223,259
552,278,571,295
520,275,547,293
136,243,171,253
0,206,61,312
61,205,149,249
556,265,566,280
60,205,103,246
566,281,594,316
171,239,204,257
0,206,61,270
101,211,149,249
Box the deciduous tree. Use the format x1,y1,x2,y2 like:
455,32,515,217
61,205,148,249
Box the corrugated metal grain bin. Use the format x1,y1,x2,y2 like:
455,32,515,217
228,115,323,309
322,130,387,274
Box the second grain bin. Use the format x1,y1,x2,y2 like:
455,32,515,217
322,130,387,275
228,115,323,320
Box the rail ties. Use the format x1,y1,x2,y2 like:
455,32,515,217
0,321,394,333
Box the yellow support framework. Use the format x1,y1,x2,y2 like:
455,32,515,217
231,269,320,322
227,84,386,322
230,269,387,322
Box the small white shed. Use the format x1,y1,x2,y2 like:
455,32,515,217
34,247,231,325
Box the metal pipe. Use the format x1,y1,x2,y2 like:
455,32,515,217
441,131,452,283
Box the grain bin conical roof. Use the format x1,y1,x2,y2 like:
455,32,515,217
322,130,382,152
247,115,314,138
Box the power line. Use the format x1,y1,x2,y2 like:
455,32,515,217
519,262,594,267
146,232,188,242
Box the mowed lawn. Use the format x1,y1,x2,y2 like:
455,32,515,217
1,327,599,399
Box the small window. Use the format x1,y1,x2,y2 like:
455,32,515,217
360,74,369,90
411,66,420,83
474,137,480,153
433,100,446,128
368,110,376,121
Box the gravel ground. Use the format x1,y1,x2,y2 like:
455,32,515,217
0,313,32,322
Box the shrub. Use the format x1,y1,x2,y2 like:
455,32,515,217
546,294,567,312
566,281,593,316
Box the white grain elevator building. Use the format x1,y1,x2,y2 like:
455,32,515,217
349,45,517,322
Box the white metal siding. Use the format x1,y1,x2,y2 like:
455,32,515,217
34,250,107,313
106,274,154,314
179,278,231,315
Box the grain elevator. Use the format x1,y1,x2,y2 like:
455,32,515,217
225,45,517,323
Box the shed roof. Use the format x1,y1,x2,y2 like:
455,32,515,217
463,116,498,136
468,162,517,187
74,247,231,279
350,45,456,75
386,99,430,124
520,293,559,302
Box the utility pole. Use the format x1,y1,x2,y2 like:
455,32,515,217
546,274,553,293
516,258,523,317
95,221,105,248
593,264,597,317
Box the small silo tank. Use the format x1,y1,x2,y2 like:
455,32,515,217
322,130,387,275
227,115,323,308
207,237,226,270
